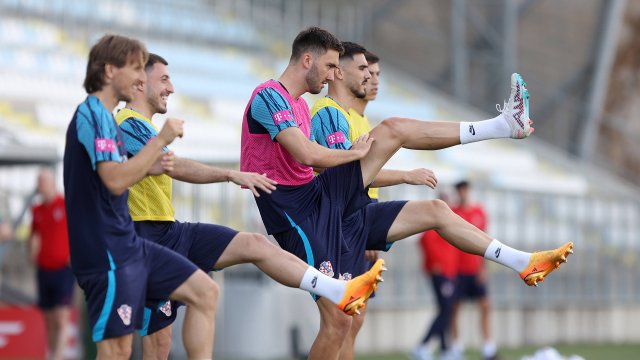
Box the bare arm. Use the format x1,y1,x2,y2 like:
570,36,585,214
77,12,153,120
98,118,183,196
370,168,438,189
27,232,40,263
168,158,278,196
275,127,373,168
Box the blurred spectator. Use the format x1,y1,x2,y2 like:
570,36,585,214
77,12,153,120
450,180,498,360
412,190,459,360
27,168,74,360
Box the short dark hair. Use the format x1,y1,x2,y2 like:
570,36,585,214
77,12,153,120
291,27,344,61
145,53,168,71
364,50,380,64
83,34,148,93
340,41,367,61
455,180,470,190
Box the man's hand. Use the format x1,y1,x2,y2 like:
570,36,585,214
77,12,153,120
157,118,184,145
228,170,278,197
160,150,175,173
149,150,175,175
350,133,374,159
403,168,438,188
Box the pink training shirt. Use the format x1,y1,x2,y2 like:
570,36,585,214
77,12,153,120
241,80,315,186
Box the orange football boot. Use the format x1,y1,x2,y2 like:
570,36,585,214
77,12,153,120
520,242,574,286
338,258,386,315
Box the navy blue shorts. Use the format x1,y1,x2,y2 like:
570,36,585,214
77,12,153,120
455,274,487,300
340,200,407,279
133,220,237,335
76,239,198,342
273,161,406,282
37,266,75,309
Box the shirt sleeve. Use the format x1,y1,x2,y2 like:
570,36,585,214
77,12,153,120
75,102,123,170
311,106,352,150
249,88,298,140
119,118,167,157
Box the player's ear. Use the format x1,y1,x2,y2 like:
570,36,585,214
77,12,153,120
335,66,344,80
134,79,144,92
301,52,313,70
104,63,115,83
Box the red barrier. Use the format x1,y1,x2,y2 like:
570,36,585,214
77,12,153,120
0,305,47,359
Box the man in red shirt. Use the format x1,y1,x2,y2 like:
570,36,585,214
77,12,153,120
28,168,74,360
450,180,498,360
412,192,459,360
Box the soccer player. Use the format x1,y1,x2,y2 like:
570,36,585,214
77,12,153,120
241,27,573,359
28,168,74,360
327,48,436,359
63,34,218,360
116,53,385,360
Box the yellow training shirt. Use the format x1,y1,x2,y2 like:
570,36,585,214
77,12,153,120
115,108,175,221
348,108,379,200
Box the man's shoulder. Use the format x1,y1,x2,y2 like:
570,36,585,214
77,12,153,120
310,97,349,120
115,108,149,126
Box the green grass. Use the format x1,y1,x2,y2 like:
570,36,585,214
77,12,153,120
355,343,640,360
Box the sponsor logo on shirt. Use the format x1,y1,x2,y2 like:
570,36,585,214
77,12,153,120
272,110,292,125
95,138,116,152
326,132,346,146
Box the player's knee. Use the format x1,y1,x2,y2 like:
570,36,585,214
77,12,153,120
323,312,352,339
100,341,132,360
428,199,452,218
199,280,220,310
153,336,172,360
187,276,219,312
378,117,409,140
233,232,273,263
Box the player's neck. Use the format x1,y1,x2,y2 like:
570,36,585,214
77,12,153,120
351,98,367,115
126,99,153,120
278,69,306,99
459,201,472,210
327,85,355,112
43,192,57,204
91,89,119,112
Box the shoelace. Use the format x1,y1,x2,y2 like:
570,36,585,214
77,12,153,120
495,101,508,113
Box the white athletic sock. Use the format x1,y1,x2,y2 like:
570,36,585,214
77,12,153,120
459,115,511,144
299,266,346,304
484,239,531,273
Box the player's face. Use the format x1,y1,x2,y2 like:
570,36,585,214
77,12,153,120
146,62,174,115
457,186,470,204
343,53,370,99
306,49,339,94
113,53,146,102
37,170,56,198
364,62,380,101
